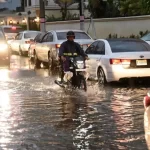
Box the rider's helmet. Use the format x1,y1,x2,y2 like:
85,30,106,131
67,31,75,39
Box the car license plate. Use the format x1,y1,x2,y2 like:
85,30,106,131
136,59,147,66
76,69,86,71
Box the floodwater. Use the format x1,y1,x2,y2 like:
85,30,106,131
0,55,148,150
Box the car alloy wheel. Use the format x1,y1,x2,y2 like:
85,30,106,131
48,54,53,70
97,68,106,85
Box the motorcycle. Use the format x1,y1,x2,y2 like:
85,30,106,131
55,56,88,91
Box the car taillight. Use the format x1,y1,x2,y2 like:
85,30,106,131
25,41,30,44
56,44,61,48
121,59,131,65
110,59,131,65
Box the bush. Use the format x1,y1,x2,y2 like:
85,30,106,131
107,30,150,39
46,13,79,22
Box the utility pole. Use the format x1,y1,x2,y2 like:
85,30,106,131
79,0,84,31
39,0,46,32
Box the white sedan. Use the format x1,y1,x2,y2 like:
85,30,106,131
10,30,41,56
85,39,150,84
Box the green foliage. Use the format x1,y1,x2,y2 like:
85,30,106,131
87,0,150,18
46,13,79,22
53,0,75,20
119,0,141,16
88,0,107,18
19,24,27,30
107,30,149,39
51,0,150,20
141,0,150,15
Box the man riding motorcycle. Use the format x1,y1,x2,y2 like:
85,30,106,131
56,31,88,85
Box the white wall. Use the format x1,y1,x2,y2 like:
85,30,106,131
46,15,150,39
31,0,38,6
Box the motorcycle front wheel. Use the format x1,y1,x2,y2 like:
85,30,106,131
79,77,87,92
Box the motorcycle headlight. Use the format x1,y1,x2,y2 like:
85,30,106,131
0,43,8,51
77,61,84,69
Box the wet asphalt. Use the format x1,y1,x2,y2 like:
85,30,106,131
0,55,149,150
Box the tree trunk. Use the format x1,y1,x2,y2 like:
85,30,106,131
61,2,68,20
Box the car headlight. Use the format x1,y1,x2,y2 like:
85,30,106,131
77,62,84,69
0,43,8,51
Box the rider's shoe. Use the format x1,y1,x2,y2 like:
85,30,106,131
55,79,67,87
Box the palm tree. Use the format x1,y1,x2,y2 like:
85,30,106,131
54,0,75,20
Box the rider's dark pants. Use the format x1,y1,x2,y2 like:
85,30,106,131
63,57,70,72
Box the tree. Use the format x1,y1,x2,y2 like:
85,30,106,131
54,0,75,20
105,0,120,17
119,0,142,16
140,0,150,15
87,0,108,18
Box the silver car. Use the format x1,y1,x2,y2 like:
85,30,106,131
10,30,41,56
33,29,94,68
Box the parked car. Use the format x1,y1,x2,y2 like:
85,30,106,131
10,30,41,56
0,25,24,40
0,30,10,66
28,32,46,61
33,29,94,68
141,33,150,45
85,38,150,84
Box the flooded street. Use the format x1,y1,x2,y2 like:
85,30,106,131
0,55,148,150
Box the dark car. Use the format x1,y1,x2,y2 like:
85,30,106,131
0,30,10,66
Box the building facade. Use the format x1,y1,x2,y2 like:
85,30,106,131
23,0,90,19
0,0,90,30
0,0,21,10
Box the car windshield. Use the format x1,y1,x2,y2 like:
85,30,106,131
24,32,40,39
141,33,150,41
56,31,91,40
108,40,150,53
3,27,23,33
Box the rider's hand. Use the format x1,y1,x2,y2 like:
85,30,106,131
61,56,66,62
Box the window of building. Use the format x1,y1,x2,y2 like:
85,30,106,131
28,0,31,6
45,0,48,6
25,0,27,7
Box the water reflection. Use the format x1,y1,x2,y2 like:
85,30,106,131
0,90,12,148
10,55,34,70
0,69,9,81
111,88,134,149
0,55,147,149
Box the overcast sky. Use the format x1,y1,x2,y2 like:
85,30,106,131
0,0,21,10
